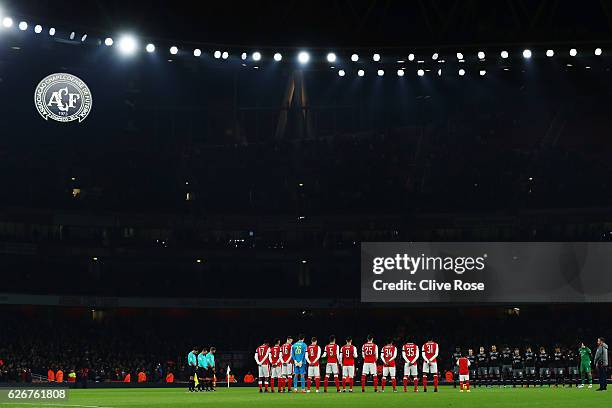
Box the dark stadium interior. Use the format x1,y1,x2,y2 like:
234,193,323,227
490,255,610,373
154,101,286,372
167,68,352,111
1,0,612,390
1,304,610,382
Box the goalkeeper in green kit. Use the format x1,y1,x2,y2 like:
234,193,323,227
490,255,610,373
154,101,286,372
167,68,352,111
578,342,593,388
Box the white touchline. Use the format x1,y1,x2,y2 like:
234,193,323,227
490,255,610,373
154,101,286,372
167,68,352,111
1,403,114,408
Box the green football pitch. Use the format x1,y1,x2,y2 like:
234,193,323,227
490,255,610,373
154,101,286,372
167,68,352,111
0,387,610,408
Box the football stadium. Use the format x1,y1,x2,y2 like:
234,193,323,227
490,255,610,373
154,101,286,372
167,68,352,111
0,0,612,407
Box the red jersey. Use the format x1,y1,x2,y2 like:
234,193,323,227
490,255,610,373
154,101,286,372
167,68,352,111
362,342,379,364
306,344,321,366
402,343,420,365
422,341,439,363
341,344,358,366
280,342,292,364
381,344,398,367
255,344,271,365
457,357,470,375
324,344,341,364
270,345,281,366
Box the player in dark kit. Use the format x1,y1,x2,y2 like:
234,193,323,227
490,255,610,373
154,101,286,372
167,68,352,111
511,348,524,387
451,347,462,388
524,346,536,387
488,345,501,387
500,346,513,387
476,346,488,387
552,347,566,387
537,347,551,386
467,349,477,386
566,347,580,387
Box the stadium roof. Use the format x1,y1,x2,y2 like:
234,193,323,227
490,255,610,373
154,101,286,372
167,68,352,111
10,0,612,49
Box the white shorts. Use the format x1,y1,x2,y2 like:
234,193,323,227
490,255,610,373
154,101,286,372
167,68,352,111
404,364,418,377
362,362,377,376
325,363,339,376
281,363,293,377
459,374,469,382
271,365,281,378
308,366,321,377
258,365,270,378
422,362,438,374
342,365,355,378
382,366,396,377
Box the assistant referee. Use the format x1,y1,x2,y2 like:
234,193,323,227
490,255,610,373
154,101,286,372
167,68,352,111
187,348,198,392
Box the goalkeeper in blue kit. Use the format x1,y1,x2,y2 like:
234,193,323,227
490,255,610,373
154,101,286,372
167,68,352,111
291,334,308,393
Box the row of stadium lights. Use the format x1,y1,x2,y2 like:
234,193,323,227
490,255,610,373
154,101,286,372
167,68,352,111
0,13,605,76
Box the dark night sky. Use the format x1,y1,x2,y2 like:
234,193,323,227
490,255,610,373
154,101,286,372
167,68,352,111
5,0,612,48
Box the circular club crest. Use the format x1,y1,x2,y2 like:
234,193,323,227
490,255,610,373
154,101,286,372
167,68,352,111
34,73,92,123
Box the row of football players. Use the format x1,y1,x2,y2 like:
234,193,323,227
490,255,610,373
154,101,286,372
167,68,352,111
254,334,441,393
450,344,594,388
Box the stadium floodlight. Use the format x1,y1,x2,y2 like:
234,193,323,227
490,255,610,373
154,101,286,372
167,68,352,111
408,53,415,61
213,50,221,59
500,50,509,59
241,52,247,60
522,49,532,59
397,69,405,77
357,69,365,77
326,52,337,63
437,68,442,76
49,27,55,36
479,70,486,76
432,53,439,60
169,46,178,55
70,31,75,40
193,48,202,57
34,24,42,34
104,37,114,46
417,69,425,76
373,53,381,62
595,47,602,56
458,68,466,76
81,34,87,42
569,48,577,56
351,53,359,62
297,51,310,64
145,43,155,53
377,69,384,76
456,52,464,60
2,17,13,28
18,21,27,31
273,52,282,61
478,51,485,59
546,49,554,57
118,35,137,55
252,51,262,61
338,69,345,77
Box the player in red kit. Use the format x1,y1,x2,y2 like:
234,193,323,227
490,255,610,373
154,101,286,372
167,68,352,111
457,354,471,392
280,336,293,392
361,334,379,392
322,335,341,392
380,339,398,392
422,339,440,392
340,337,358,392
269,339,282,392
306,337,322,393
402,340,420,392
254,341,271,392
